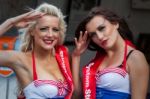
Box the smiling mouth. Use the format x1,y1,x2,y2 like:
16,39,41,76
43,39,54,45
101,39,108,46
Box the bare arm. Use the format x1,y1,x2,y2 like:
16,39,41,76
72,31,89,98
0,11,44,68
0,10,44,36
128,50,149,99
0,19,13,35
0,51,21,70
71,53,82,98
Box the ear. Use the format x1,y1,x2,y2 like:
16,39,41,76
115,23,119,29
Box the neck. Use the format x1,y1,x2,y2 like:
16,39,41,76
106,35,125,57
33,47,55,60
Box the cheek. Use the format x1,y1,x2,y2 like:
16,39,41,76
33,33,44,42
53,34,60,44
105,24,117,36
54,33,60,39
35,34,43,40
91,37,99,45
105,28,113,36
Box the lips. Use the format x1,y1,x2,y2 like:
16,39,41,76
101,39,108,46
43,39,54,45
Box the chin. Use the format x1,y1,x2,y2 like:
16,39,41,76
45,46,55,50
41,45,54,50
101,44,113,50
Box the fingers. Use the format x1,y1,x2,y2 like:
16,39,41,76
74,31,89,47
79,31,83,42
15,21,33,28
82,31,88,41
16,11,35,20
78,31,88,42
26,10,45,19
13,10,45,23
73,31,89,55
74,38,78,46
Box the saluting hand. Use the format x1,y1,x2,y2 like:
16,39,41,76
10,10,45,28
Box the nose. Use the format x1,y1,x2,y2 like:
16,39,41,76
96,31,104,40
47,29,53,36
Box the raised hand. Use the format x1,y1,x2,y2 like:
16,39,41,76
10,10,45,28
73,31,90,56
0,10,45,36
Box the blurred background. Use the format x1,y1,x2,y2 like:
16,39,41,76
0,0,150,99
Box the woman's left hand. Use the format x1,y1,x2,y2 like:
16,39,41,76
72,31,90,56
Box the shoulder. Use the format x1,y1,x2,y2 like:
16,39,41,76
8,51,31,65
128,50,146,63
13,51,33,70
127,50,149,73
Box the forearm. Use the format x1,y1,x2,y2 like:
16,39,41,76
71,54,82,95
0,18,14,36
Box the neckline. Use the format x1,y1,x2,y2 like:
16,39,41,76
31,52,66,82
23,79,68,92
99,41,128,71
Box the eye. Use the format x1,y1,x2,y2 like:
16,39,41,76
89,32,96,38
52,28,60,33
39,27,49,32
97,26,105,32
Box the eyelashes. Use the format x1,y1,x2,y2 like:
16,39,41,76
97,26,105,31
40,27,49,31
89,32,96,38
39,26,60,32
88,25,106,38
53,28,60,32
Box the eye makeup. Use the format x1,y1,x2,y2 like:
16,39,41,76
39,26,60,33
87,19,106,38
88,25,105,38
97,25,105,32
52,28,60,32
89,32,96,38
39,26,49,32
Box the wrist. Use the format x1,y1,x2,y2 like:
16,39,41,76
71,51,81,58
8,18,15,27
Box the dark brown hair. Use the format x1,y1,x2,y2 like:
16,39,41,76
75,7,133,51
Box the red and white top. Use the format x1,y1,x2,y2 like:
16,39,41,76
23,46,73,99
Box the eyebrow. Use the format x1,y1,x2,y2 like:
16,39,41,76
87,19,105,32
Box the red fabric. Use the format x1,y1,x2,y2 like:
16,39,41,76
32,51,37,80
18,46,73,99
17,96,25,99
82,52,105,99
122,41,127,71
82,40,134,99
55,45,74,99
125,39,136,48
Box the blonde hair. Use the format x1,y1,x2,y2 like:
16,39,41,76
20,3,67,52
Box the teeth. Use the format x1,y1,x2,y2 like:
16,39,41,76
46,41,52,43
44,39,53,44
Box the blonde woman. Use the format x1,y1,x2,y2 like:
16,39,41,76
0,3,73,99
